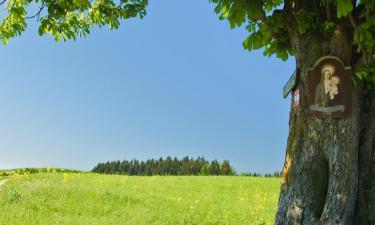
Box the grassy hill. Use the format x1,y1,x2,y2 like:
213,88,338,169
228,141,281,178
0,172,280,225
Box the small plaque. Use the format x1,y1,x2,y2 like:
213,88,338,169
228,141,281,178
283,70,298,98
307,56,352,118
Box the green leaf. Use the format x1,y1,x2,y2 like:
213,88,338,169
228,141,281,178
245,0,264,21
337,0,353,18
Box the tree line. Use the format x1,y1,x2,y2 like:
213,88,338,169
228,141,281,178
240,171,281,177
92,156,235,176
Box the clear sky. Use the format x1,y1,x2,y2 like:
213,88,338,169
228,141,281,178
0,0,294,173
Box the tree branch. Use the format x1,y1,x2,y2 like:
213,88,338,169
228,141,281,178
348,12,358,30
25,4,46,20
326,3,331,20
313,0,321,21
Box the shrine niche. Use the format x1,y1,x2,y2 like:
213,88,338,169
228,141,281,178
307,56,352,118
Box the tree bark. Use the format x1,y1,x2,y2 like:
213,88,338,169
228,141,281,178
274,23,375,224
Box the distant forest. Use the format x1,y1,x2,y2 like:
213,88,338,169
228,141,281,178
92,156,235,176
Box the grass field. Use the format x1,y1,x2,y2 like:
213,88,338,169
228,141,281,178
0,172,280,225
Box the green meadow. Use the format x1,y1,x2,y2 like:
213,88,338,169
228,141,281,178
0,172,280,225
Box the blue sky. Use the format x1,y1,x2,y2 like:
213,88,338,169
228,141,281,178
0,0,294,173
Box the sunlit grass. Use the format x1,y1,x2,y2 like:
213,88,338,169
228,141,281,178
0,173,280,225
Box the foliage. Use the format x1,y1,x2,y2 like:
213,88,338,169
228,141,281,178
240,171,281,177
0,0,147,44
354,65,375,92
210,0,375,89
2,0,375,89
0,173,280,225
92,156,236,176
210,0,290,61
336,0,353,18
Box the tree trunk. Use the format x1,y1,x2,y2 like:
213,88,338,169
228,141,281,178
274,25,375,225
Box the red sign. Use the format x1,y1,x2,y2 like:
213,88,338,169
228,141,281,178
293,89,300,108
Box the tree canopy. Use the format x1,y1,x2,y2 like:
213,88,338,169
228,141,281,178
1,0,370,61
211,0,375,89
211,1,365,60
2,0,374,88
0,0,147,44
